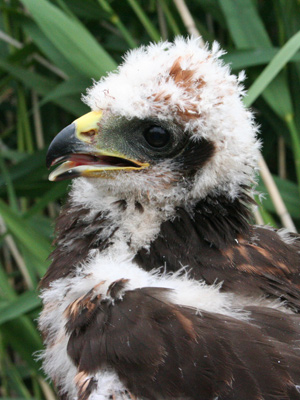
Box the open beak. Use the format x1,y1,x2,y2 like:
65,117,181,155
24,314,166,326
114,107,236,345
46,111,149,181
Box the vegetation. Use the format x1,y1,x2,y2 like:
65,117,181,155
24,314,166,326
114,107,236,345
0,0,300,398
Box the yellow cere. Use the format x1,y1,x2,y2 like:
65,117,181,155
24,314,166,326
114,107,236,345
74,110,103,141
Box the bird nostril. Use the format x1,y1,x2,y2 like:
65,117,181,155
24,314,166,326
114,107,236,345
78,129,97,144
81,130,97,138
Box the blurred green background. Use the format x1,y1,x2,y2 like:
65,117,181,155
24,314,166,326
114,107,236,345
0,0,300,398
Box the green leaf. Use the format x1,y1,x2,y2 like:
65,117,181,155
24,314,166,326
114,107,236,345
219,0,271,48
1,318,43,372
245,30,300,107
0,262,17,300
5,359,32,398
159,0,181,36
29,215,53,241
41,76,92,105
65,0,103,19
257,175,300,219
0,152,18,212
0,398,37,400
25,181,69,218
195,0,225,27
0,60,54,95
223,48,300,71
97,0,137,48
262,72,293,119
0,199,50,268
20,0,117,78
0,60,88,115
256,202,278,227
219,0,293,119
0,150,46,188
0,149,27,163
126,0,160,42
22,18,79,78
0,291,41,326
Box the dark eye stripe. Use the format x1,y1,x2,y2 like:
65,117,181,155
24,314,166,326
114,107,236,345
143,126,171,148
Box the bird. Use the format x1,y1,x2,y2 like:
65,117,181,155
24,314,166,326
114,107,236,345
39,37,300,400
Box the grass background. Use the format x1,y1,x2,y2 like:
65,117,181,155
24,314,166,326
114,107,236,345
0,0,300,398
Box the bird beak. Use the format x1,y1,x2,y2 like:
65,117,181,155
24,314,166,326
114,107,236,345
47,111,149,181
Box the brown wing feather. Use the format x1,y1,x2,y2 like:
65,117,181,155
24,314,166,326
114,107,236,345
42,195,300,311
135,204,300,312
65,285,300,400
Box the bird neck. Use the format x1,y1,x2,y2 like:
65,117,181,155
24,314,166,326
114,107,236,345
40,189,253,289
134,191,253,280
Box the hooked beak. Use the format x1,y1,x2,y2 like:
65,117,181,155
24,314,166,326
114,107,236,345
46,111,149,181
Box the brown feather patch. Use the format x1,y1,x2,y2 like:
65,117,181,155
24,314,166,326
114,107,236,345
134,194,300,311
75,371,96,400
150,57,207,121
172,307,198,341
40,203,115,289
64,285,300,400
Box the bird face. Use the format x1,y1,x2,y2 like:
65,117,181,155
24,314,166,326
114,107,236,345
46,37,260,204
46,111,151,181
47,110,189,181
46,108,203,203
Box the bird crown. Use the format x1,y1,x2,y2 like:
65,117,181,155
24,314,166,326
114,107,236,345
83,37,260,201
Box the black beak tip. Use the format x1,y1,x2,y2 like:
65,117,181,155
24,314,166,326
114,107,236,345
46,123,78,170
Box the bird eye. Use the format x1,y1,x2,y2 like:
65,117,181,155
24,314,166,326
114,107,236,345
143,126,171,148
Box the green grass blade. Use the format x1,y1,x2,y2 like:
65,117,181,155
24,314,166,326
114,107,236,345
0,199,50,267
18,87,34,153
1,318,43,372
0,153,18,212
0,150,46,188
24,181,68,218
262,72,293,119
28,216,53,241
257,204,278,227
159,0,181,36
0,60,54,95
245,30,300,107
97,0,137,48
20,245,44,284
219,0,271,47
0,60,85,115
20,0,117,78
22,18,79,78
220,0,300,191
219,0,293,118
0,262,17,300
126,0,160,42
40,77,92,106
0,269,43,373
223,48,300,70
5,359,32,398
0,150,26,163
0,291,41,326
257,175,300,219
0,60,87,115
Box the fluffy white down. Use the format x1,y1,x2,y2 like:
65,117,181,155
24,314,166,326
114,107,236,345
41,38,265,399
39,250,249,399
83,37,260,201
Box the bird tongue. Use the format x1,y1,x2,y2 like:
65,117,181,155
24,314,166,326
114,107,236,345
69,154,100,166
48,153,146,181
52,154,138,168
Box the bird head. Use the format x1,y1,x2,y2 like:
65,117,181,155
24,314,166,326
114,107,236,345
46,37,260,209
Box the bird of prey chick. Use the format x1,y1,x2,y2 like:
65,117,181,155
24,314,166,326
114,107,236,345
40,37,300,400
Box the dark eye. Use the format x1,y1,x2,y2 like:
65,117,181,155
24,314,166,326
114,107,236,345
143,126,171,148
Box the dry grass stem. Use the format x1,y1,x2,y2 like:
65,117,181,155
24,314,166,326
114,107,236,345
173,0,204,45
259,155,297,232
0,30,68,79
